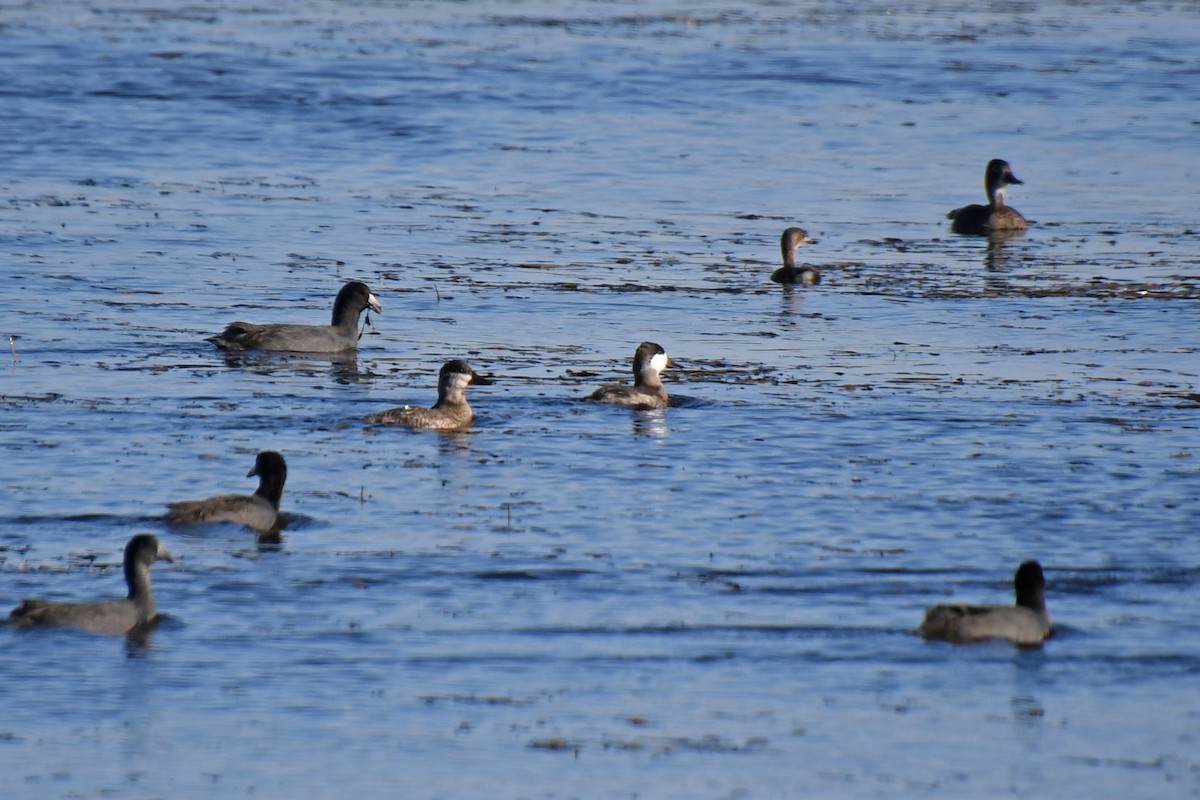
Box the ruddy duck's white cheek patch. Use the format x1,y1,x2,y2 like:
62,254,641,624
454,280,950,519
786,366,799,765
650,352,669,373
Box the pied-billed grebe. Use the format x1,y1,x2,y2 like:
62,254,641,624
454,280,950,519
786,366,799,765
771,227,820,285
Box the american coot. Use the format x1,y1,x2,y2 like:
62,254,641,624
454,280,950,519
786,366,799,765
584,342,670,409
917,560,1051,646
771,227,820,285
946,159,1028,234
364,360,493,430
207,281,383,353
9,534,173,635
165,451,286,533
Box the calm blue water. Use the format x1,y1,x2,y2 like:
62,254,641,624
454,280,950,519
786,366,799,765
2,1,1198,797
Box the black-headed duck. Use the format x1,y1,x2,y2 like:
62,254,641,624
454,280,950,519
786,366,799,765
9,534,173,635
208,281,382,353
917,560,1051,646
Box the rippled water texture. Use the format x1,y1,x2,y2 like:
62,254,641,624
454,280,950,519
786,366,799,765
1,1,1198,797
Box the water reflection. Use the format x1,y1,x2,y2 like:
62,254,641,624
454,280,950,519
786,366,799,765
1009,648,1049,753
778,285,807,318
631,408,668,438
256,530,285,548
436,429,477,456
217,350,370,384
124,619,160,652
1010,693,1046,725
983,229,1028,272
119,626,168,776
978,231,1031,295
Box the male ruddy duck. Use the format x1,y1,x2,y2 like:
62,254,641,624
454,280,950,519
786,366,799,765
365,359,492,430
946,159,1028,235
584,342,670,409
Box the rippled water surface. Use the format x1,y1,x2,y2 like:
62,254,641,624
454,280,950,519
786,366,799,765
2,1,1199,797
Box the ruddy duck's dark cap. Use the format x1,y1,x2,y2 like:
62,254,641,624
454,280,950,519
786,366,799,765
442,359,493,385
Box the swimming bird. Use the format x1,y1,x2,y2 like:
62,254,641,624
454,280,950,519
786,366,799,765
584,342,670,408
165,451,287,533
364,360,492,430
946,159,1028,234
9,534,173,635
771,227,820,285
207,281,382,352
917,560,1051,646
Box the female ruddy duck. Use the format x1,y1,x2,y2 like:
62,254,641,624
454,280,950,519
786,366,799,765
917,560,1051,646
946,159,1028,235
365,359,492,430
584,342,670,409
771,227,820,285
